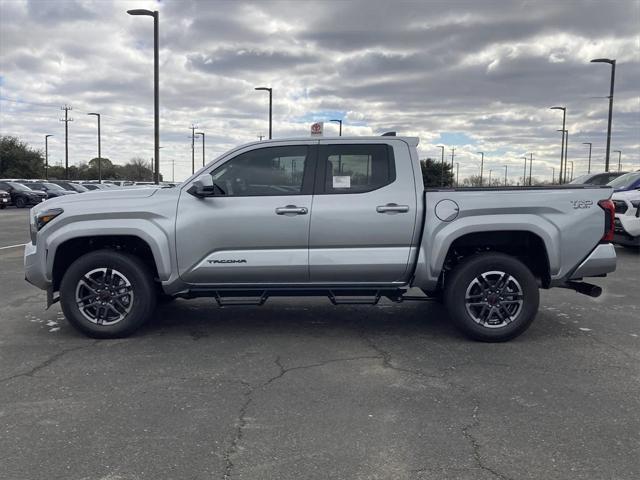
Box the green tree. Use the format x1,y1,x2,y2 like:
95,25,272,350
420,158,454,188
0,136,44,178
87,157,115,180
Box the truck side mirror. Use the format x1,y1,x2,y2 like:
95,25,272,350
187,175,216,198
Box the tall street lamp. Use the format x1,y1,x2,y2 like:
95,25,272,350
87,113,102,183
614,150,622,171
590,58,616,172
44,135,53,180
255,87,272,139
455,162,459,188
529,152,533,186
196,132,205,167
127,8,160,184
477,151,484,186
522,156,527,186
438,146,445,186
582,142,592,174
488,169,493,186
504,165,508,186
550,106,566,183
552,167,555,184
330,119,343,136
570,161,574,181
557,129,567,183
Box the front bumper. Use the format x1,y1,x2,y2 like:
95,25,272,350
24,241,50,290
569,243,617,279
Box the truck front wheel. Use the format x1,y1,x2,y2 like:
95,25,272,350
444,252,539,342
59,250,156,338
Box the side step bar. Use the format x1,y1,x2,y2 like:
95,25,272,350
180,288,438,306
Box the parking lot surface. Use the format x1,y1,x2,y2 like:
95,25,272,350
1,207,639,480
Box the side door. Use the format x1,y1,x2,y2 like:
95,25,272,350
176,142,316,285
309,140,418,284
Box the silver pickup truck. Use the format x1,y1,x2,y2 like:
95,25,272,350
24,136,617,341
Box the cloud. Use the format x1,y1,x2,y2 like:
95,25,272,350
0,0,638,182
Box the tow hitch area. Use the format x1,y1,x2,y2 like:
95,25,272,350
564,281,602,298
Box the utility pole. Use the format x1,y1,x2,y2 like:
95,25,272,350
522,156,527,186
529,153,533,186
438,146,445,186
455,162,459,188
190,124,197,174
60,105,73,179
504,165,508,186
477,152,484,186
450,147,455,172
196,132,205,167
44,135,53,180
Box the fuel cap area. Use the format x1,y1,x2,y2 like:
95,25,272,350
435,199,460,222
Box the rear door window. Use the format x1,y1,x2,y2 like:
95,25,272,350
316,144,396,194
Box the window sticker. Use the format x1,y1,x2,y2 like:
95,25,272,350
333,176,351,188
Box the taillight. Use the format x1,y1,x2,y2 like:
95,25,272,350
598,199,615,242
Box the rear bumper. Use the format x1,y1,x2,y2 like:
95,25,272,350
569,243,617,279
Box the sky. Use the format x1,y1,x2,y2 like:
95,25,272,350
0,0,638,183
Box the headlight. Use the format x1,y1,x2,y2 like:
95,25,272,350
36,208,64,230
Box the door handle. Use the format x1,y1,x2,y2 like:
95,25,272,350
275,205,308,215
376,203,409,214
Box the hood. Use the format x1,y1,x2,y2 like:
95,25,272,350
38,186,159,208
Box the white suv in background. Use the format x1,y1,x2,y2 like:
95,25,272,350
612,190,640,249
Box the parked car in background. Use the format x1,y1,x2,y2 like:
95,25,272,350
80,183,117,191
0,189,10,208
612,189,640,249
18,181,77,199
569,172,627,186
47,180,89,193
0,180,47,207
607,171,640,192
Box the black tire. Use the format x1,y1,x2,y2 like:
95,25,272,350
60,250,156,338
15,196,26,208
444,252,539,342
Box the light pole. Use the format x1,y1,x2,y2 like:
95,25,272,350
582,142,592,174
590,58,616,172
438,146,445,186
557,129,567,183
330,119,342,136
127,8,160,184
477,151,484,186
522,156,527,186
552,167,555,184
529,152,533,186
455,162,459,187
550,106,566,183
44,135,53,180
196,132,205,167
87,113,101,183
504,165,508,186
570,161,574,181
614,150,622,171
190,124,196,174
255,87,272,139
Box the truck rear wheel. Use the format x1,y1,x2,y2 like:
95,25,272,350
444,252,539,342
59,250,156,338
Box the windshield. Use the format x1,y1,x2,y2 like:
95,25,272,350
43,182,65,190
69,183,89,192
8,182,32,191
608,172,640,189
568,174,591,185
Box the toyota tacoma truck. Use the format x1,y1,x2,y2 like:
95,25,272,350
24,136,617,341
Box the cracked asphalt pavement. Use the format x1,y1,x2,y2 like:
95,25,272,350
1,207,639,480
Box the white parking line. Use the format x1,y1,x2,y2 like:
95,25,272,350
0,243,27,250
